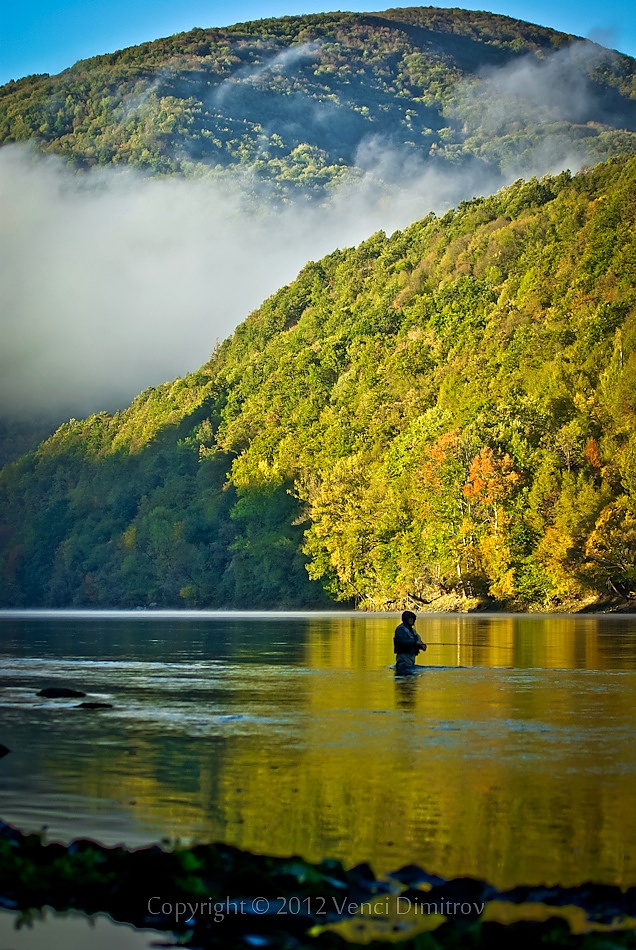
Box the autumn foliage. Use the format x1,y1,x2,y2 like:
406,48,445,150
1,157,636,609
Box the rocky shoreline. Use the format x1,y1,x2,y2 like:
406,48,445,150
1,820,636,949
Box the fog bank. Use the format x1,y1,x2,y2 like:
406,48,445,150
1,40,614,421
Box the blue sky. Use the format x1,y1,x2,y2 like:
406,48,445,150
1,0,635,87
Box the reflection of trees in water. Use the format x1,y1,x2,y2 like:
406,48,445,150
5,614,636,890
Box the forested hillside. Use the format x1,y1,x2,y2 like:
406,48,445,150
1,156,635,610
1,7,635,197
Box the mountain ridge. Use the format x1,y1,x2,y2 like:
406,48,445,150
2,5,636,446
1,155,635,611
1,7,634,197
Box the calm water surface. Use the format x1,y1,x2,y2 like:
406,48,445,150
1,610,635,890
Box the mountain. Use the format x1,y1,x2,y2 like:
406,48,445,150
1,6,636,463
1,8,635,199
1,155,635,610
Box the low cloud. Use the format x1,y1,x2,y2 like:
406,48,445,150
478,42,605,127
447,39,630,157
213,42,321,105
0,145,500,421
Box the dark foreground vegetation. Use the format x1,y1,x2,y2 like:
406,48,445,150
1,156,636,611
1,819,636,948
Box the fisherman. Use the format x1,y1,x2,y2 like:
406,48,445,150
393,610,427,675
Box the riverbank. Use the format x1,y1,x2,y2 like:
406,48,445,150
360,592,636,614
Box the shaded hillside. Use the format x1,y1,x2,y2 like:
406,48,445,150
1,8,635,197
1,156,635,609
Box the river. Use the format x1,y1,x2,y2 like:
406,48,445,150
1,610,635,891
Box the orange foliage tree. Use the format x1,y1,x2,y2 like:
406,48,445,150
463,447,522,599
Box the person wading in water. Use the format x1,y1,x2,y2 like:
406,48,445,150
393,610,427,675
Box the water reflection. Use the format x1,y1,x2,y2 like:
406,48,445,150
394,675,419,711
0,611,635,890
0,909,161,949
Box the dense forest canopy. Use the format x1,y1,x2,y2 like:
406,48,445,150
1,156,635,610
1,7,635,199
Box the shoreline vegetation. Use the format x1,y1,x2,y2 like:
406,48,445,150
2,819,636,948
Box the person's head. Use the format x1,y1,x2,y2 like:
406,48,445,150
401,610,417,627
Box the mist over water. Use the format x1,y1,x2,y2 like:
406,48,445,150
0,38,624,422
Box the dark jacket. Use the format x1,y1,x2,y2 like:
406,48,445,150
393,622,421,656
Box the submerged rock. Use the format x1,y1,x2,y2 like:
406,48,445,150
37,687,86,698
76,702,113,710
0,744,10,758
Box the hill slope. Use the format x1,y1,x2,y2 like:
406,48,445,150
1,8,635,198
1,155,635,610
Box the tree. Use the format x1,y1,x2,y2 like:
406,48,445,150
584,499,636,595
462,446,522,600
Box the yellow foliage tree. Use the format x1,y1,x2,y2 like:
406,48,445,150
584,499,636,595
